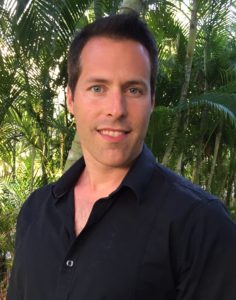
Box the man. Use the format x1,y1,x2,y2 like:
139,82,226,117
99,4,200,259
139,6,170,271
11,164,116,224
7,13,236,300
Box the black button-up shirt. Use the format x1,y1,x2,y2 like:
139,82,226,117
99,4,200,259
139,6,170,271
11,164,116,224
7,146,236,300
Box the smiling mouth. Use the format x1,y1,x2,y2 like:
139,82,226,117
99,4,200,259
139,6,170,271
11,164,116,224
98,129,130,137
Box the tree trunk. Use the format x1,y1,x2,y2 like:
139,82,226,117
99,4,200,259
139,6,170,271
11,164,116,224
175,152,184,174
41,144,48,185
179,0,198,102
64,132,82,172
30,145,36,193
192,110,209,184
225,148,236,207
193,24,210,184
225,172,235,207
119,0,144,14
0,254,6,282
207,121,223,191
203,45,209,91
162,0,198,166
12,128,17,181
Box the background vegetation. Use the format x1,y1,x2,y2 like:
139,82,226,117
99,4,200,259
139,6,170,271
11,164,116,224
0,0,236,297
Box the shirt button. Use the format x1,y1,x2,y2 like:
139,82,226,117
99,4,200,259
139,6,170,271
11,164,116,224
66,260,74,267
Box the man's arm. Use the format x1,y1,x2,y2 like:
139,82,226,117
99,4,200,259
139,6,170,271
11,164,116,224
173,200,236,300
7,190,38,300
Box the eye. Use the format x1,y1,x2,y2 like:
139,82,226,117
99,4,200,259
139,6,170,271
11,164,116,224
128,87,143,95
91,85,103,93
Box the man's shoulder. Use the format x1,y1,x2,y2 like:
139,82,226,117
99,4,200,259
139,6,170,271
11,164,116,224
21,157,85,212
24,183,55,206
14,183,56,244
154,162,216,200
18,183,56,222
134,146,225,215
149,161,228,219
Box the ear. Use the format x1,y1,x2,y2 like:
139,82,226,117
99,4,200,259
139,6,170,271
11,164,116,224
66,86,74,115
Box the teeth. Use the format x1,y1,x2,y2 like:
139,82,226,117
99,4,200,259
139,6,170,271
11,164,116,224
100,130,124,137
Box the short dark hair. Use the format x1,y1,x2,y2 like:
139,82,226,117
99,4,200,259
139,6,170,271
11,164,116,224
67,13,158,97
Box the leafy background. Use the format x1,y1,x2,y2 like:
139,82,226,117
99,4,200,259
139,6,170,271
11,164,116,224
0,0,236,297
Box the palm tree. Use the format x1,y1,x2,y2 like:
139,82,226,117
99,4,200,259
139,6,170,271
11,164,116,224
0,1,236,295
1,0,235,196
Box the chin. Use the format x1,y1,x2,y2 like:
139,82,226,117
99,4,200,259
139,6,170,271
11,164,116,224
99,154,137,169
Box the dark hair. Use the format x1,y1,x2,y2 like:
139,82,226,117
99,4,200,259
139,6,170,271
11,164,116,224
67,13,158,97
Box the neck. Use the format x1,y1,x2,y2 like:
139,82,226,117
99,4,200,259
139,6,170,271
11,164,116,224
83,161,129,193
76,155,131,201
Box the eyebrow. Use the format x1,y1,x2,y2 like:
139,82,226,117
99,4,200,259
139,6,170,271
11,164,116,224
85,78,148,87
85,78,109,84
123,80,148,87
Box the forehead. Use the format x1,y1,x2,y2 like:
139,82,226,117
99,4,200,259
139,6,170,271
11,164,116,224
79,37,151,76
81,35,148,52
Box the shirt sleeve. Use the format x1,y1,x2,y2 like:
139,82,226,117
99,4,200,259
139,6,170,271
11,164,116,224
173,200,236,300
7,190,38,300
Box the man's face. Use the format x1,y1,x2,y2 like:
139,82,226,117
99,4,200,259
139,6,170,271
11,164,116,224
67,37,154,170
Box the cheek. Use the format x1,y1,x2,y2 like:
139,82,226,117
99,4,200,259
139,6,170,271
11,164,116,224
141,111,152,132
134,106,152,124
74,111,94,134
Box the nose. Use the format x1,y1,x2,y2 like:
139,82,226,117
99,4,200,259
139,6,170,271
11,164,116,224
106,90,128,119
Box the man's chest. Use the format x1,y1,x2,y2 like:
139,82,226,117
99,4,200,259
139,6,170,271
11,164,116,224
74,195,95,236
14,192,176,300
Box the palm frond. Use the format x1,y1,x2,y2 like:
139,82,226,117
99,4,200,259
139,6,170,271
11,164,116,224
177,92,236,127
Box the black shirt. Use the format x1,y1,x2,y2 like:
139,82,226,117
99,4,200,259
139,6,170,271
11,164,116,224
7,146,236,300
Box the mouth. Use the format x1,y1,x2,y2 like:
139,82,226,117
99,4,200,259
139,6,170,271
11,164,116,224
98,129,130,137
97,128,131,142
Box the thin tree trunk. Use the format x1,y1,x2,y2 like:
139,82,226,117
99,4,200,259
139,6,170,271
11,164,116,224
225,173,235,207
179,0,198,102
119,0,144,13
61,91,69,171
192,106,209,184
225,148,236,207
207,121,223,191
60,132,65,172
64,132,82,172
30,145,36,193
162,0,198,166
12,129,16,181
175,152,184,174
41,144,48,185
0,253,7,283
203,45,209,91
193,32,210,183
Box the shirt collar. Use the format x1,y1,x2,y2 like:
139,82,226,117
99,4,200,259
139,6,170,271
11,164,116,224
120,145,156,203
52,157,85,200
52,145,156,204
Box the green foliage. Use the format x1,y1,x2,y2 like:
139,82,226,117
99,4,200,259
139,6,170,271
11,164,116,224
0,0,236,295
94,0,121,18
